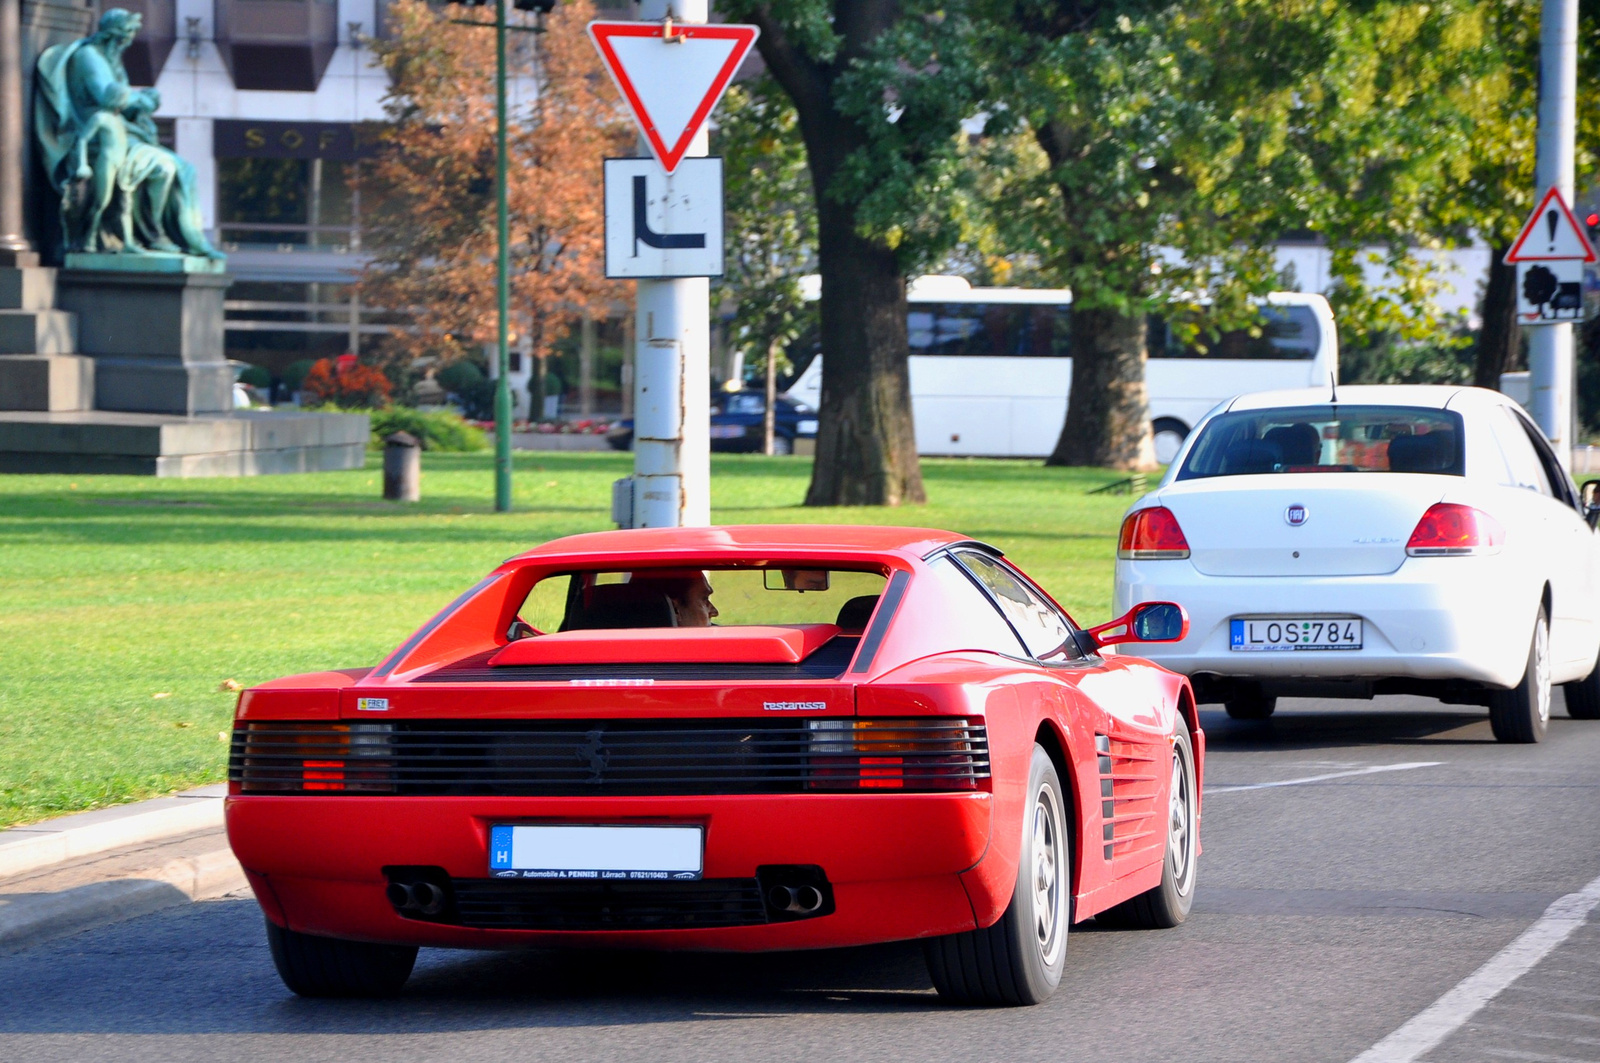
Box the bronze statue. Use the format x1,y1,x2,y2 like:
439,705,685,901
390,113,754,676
34,9,222,260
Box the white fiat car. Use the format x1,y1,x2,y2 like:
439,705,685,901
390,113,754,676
1113,385,1600,742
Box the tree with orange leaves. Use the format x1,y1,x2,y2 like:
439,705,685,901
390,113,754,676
360,0,627,410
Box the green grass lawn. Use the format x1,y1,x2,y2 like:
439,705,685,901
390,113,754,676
0,452,1137,827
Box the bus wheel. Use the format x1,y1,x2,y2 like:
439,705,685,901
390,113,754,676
1152,418,1189,465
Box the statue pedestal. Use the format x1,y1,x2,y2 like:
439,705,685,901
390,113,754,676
55,261,233,416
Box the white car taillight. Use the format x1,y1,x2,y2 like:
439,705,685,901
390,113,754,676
1405,503,1505,557
1118,506,1191,559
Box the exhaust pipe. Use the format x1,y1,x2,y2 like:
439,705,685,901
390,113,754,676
767,884,825,915
413,880,446,916
386,881,415,909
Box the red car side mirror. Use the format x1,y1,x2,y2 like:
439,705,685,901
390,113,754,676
1087,602,1189,649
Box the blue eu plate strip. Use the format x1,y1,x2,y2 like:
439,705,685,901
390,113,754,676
489,825,514,870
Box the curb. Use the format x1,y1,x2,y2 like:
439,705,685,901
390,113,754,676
0,785,227,880
0,847,247,952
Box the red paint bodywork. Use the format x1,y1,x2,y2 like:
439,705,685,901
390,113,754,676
227,524,1201,951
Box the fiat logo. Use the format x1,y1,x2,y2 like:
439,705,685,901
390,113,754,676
1285,504,1308,526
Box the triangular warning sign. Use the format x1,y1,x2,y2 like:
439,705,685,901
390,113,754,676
588,21,759,174
1506,186,1597,263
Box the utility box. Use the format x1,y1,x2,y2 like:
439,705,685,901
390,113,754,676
611,476,634,528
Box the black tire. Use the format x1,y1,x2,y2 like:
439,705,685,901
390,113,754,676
1096,729,1198,929
924,745,1068,1007
265,919,417,998
1489,606,1551,743
1224,689,1276,720
1561,640,1600,719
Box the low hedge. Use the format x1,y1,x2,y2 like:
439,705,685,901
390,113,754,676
366,407,488,452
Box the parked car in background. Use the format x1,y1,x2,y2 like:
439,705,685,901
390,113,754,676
605,390,818,453
1113,385,1600,742
228,525,1202,1006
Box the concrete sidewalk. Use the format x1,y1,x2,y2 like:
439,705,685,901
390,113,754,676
0,787,245,952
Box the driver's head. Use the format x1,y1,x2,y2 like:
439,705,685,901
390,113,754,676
628,571,718,627
665,573,717,627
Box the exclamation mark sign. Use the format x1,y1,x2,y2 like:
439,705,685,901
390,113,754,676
1548,209,1559,251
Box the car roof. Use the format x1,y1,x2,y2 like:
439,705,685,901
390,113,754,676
1223,384,1490,412
503,525,972,567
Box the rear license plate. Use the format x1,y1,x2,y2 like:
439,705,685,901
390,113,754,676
1230,618,1362,651
488,824,703,881
708,425,745,439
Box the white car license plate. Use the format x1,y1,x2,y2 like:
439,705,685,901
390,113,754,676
488,824,703,880
1230,618,1362,652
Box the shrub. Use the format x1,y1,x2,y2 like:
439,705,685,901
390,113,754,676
435,359,497,420
302,358,394,409
368,407,488,451
237,364,272,388
282,358,317,394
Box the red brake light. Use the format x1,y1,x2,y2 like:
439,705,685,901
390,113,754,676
1405,503,1504,556
1118,507,1191,559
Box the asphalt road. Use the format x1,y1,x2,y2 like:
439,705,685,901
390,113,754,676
3,695,1599,1063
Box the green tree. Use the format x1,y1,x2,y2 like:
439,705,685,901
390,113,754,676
720,2,992,504
711,78,818,454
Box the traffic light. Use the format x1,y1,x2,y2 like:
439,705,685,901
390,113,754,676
1586,211,1599,247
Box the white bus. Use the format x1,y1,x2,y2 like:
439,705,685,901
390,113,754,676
789,275,1339,462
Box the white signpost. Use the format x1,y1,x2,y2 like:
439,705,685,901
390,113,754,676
1506,186,1596,324
589,11,757,529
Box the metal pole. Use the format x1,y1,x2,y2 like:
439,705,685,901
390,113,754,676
631,0,711,528
0,0,37,264
1529,0,1578,466
492,0,513,510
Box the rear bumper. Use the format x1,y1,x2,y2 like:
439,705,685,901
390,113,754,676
227,793,994,951
1114,556,1531,689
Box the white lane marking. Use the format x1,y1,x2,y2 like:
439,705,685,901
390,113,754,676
1347,871,1600,1063
1206,762,1443,794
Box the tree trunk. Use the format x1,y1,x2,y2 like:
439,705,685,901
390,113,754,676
1475,242,1519,389
1047,307,1157,469
745,5,925,506
804,197,924,503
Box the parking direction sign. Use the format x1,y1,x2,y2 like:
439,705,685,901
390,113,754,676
588,21,758,174
604,157,724,278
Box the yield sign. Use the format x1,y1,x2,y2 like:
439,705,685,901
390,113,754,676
588,20,759,174
1506,186,1598,263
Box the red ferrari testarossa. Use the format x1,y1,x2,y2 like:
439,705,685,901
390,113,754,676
227,525,1201,1005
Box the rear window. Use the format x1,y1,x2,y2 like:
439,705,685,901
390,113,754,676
1177,405,1465,479
516,568,888,635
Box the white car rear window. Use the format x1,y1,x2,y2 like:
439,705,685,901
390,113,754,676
1178,405,1465,480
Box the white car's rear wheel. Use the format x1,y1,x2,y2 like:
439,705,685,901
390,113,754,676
1489,606,1550,743
1561,639,1600,720
1224,688,1276,720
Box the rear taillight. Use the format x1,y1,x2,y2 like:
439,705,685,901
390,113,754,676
1118,506,1191,559
1405,503,1505,557
805,718,986,791
231,722,396,793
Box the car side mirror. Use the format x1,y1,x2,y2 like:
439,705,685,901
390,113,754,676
1087,602,1189,649
1583,480,1600,529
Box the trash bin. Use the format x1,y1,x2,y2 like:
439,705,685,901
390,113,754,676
383,431,421,502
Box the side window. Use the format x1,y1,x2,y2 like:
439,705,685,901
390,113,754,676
1488,406,1553,496
925,556,1028,658
1512,410,1579,509
952,551,1082,662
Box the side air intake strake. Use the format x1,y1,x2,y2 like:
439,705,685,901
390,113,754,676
230,718,989,796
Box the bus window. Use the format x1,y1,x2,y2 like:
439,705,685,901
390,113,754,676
1147,305,1319,360
910,304,1071,358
